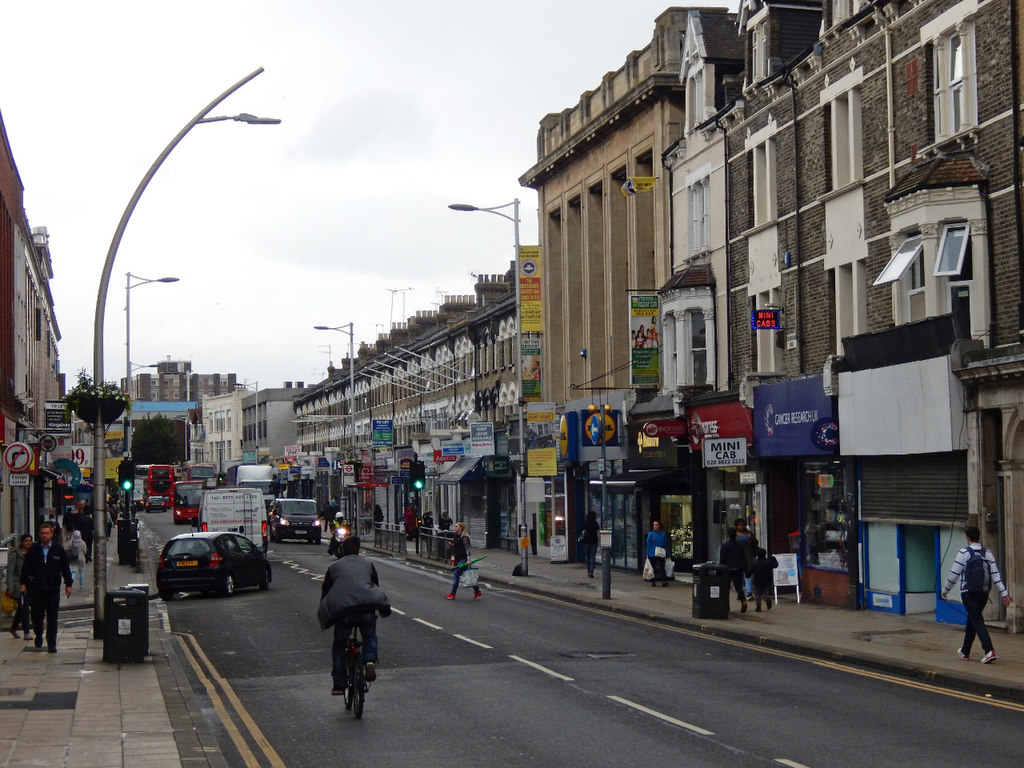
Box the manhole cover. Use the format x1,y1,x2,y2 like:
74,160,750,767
563,651,637,660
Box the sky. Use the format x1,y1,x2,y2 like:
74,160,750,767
1,0,734,393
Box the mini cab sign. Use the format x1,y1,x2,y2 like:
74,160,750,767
751,308,782,330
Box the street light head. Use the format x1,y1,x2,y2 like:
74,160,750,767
313,325,331,331
157,277,180,283
448,203,479,212
234,112,282,125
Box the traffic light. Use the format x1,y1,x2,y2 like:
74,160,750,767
118,459,134,493
410,459,425,491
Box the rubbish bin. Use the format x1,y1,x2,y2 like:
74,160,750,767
692,562,730,619
103,586,149,663
117,518,138,567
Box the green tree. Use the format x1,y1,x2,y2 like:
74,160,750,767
131,415,181,465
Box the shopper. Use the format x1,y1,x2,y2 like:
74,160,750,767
749,547,779,611
580,510,600,578
644,520,671,587
19,522,73,652
5,534,32,640
446,522,481,600
67,531,88,589
719,526,748,613
941,526,1011,663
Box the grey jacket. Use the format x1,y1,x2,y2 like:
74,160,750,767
317,555,390,629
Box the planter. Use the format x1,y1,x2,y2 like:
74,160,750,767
73,397,126,426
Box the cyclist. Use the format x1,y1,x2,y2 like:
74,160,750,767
317,536,390,692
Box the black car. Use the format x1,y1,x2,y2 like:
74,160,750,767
146,495,170,512
268,498,322,543
157,531,271,600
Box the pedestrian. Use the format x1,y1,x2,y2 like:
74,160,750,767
735,518,758,599
579,510,600,578
5,534,33,640
421,510,434,530
941,525,1012,664
437,510,452,532
749,547,779,612
403,506,417,540
318,536,391,693
445,521,481,600
644,520,670,587
719,526,748,613
372,504,384,528
76,506,95,562
68,531,88,589
19,522,73,652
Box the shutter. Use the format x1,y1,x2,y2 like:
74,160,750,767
861,453,968,524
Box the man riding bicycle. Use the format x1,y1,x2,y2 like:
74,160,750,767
318,536,390,692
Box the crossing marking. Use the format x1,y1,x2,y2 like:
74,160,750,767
454,634,492,649
607,695,714,735
509,655,574,681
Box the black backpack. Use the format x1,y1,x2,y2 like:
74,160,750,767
963,546,990,593
67,543,79,562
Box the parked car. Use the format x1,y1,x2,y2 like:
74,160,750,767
157,531,271,600
146,495,170,513
268,498,322,544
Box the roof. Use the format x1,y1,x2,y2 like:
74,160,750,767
694,9,743,61
661,263,715,291
885,152,989,203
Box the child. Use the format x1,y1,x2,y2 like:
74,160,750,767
69,530,88,589
749,547,779,612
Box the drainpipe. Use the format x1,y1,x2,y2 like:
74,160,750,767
784,72,805,373
1011,0,1024,333
713,114,734,389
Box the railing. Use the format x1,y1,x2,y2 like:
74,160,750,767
372,524,408,555
417,529,455,563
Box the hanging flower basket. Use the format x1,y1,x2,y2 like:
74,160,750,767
63,371,131,426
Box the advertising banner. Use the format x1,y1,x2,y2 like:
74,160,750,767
519,245,542,332
522,337,542,402
629,294,660,387
753,375,839,457
470,422,495,456
371,419,394,448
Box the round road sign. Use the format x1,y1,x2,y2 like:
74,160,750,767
3,442,34,473
40,434,58,452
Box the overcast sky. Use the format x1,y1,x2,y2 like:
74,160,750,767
1,0,733,393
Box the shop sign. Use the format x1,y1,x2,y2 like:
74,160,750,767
433,449,457,463
642,419,687,438
702,437,747,468
558,412,579,462
440,439,464,457
628,422,678,469
753,375,839,457
483,456,510,477
470,422,495,456
687,401,753,450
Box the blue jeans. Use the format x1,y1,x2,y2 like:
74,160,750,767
584,544,598,575
451,560,478,595
960,591,993,655
332,612,377,687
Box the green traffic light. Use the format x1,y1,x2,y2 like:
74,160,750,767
121,479,132,491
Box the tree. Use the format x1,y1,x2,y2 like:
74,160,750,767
131,415,181,465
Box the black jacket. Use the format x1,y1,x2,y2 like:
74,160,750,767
20,542,73,592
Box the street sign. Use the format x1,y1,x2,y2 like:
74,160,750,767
4,442,34,473
8,473,29,486
40,434,58,452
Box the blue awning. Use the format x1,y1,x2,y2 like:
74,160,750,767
438,456,485,485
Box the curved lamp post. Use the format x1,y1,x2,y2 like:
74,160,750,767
91,67,279,637
448,199,528,577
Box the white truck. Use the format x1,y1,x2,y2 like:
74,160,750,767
228,464,276,508
198,488,268,551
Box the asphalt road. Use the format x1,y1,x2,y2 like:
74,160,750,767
144,514,1024,768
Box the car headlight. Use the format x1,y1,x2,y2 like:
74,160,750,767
278,518,289,526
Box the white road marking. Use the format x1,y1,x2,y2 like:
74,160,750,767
453,634,492,649
390,607,407,616
606,695,714,736
509,655,574,681
414,618,443,630
775,760,813,768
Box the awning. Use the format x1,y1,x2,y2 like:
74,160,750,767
438,456,485,485
588,469,680,488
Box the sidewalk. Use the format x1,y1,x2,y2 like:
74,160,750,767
385,543,1024,702
0,533,185,768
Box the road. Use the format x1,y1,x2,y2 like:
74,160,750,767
143,513,1024,768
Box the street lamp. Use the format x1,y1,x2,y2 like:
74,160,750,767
314,324,357,518
448,199,528,576
124,273,178,457
90,66,279,638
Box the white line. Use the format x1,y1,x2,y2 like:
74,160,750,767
391,607,407,616
775,760,812,768
509,655,574,682
413,618,443,630
606,695,714,736
453,634,492,649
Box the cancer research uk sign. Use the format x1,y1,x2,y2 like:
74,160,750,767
753,375,839,457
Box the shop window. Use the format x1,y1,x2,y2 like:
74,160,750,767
801,461,850,571
659,495,694,562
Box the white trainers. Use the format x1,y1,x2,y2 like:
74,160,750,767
981,650,996,664
956,648,969,660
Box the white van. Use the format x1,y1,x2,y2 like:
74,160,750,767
198,488,268,551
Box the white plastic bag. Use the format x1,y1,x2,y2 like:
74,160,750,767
664,558,675,579
642,558,654,581
460,567,479,587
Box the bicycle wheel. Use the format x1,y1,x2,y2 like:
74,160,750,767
352,652,365,719
343,651,355,711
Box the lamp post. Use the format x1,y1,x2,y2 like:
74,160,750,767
448,199,528,576
124,273,178,458
315,324,357,518
90,67,279,638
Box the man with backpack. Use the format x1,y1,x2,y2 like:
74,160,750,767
941,526,1011,664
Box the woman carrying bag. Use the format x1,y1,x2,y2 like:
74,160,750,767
645,520,671,587
6,534,33,639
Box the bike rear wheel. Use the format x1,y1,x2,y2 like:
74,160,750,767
351,650,365,718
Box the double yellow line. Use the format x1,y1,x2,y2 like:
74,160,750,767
175,632,285,768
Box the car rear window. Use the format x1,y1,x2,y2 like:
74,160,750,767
166,539,213,557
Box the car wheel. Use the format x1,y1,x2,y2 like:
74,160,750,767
259,566,270,591
220,573,235,597
158,589,174,601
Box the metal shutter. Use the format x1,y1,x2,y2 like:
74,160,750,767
860,453,968,525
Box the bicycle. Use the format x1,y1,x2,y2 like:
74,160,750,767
343,624,368,718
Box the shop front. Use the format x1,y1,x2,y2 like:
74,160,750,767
753,375,853,608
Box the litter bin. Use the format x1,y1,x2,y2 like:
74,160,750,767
692,562,730,619
117,518,138,567
103,586,149,663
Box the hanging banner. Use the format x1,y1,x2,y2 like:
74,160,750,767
519,245,542,332
527,446,557,477
522,337,542,402
629,294,661,387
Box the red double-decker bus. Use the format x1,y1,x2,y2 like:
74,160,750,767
147,465,175,498
172,480,204,525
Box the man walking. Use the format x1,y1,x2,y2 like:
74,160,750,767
941,526,1011,664
19,522,73,653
